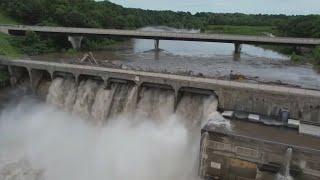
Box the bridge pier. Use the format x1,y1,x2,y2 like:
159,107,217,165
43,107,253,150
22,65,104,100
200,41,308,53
293,46,303,54
233,53,241,61
234,43,242,54
154,39,160,51
68,36,83,50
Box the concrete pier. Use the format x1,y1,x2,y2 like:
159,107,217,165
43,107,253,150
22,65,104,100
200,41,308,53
68,36,83,50
154,39,160,51
234,43,242,54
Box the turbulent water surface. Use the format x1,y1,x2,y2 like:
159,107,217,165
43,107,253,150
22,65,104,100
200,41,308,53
0,78,229,180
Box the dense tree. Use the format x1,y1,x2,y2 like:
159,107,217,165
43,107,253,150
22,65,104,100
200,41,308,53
0,0,205,29
2,0,318,37
278,15,320,38
1,0,319,55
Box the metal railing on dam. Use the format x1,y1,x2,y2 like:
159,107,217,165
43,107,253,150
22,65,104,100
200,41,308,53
1,25,320,46
0,58,319,123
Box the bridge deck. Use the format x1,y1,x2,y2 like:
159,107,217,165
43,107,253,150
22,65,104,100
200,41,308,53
1,58,320,98
1,25,320,46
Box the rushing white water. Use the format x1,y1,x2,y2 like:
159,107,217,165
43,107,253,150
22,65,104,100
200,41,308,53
176,92,206,128
91,85,113,125
136,87,175,122
46,78,65,109
46,78,78,112
275,148,293,180
72,80,99,119
0,78,227,180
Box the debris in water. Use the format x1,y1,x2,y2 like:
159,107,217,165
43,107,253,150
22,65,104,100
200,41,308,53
79,52,98,65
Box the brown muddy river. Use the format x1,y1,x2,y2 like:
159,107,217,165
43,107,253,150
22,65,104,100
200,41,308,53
33,26,320,90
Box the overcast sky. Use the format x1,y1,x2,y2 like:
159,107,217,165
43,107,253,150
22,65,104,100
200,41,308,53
107,0,320,15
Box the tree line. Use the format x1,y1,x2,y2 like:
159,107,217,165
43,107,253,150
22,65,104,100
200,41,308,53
1,0,319,37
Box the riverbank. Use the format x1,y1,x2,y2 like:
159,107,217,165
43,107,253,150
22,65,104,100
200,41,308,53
203,25,292,55
204,25,320,69
0,33,21,57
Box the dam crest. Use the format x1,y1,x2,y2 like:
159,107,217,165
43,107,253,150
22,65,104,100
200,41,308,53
1,58,319,123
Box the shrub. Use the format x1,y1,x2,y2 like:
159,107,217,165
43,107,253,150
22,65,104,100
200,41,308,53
11,31,54,55
290,52,301,62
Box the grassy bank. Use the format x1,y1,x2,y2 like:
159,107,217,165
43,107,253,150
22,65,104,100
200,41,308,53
204,25,320,69
204,25,277,36
0,33,22,57
0,11,120,57
0,11,22,57
0,11,18,24
290,47,320,69
204,25,291,55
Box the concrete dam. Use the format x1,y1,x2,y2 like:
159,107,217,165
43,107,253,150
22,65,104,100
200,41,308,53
1,58,319,123
1,58,320,179
0,58,222,180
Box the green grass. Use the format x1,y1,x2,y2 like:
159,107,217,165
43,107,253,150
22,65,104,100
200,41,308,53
0,11,22,57
0,11,18,24
0,33,22,57
204,25,277,36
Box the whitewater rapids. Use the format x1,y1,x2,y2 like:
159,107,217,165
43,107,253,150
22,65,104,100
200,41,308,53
0,78,229,180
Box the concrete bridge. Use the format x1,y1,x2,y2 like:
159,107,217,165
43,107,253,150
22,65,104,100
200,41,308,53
1,25,320,52
0,58,319,124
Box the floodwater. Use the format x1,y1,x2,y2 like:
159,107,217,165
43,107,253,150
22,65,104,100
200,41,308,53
33,26,320,90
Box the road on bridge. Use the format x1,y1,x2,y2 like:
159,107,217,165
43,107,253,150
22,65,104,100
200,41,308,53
1,24,320,46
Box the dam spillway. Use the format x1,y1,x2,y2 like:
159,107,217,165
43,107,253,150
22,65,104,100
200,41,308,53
1,58,320,123
45,77,220,128
0,74,226,180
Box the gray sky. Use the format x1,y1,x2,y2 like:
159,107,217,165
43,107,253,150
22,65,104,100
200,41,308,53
107,0,320,15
